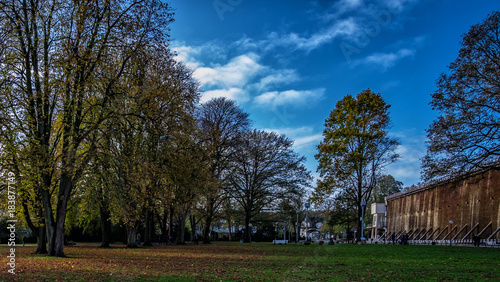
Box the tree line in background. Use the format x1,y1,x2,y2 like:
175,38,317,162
0,0,311,257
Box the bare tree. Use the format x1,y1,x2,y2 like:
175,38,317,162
423,11,500,181
227,130,311,243
197,97,251,243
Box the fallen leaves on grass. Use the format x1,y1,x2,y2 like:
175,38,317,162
0,243,498,281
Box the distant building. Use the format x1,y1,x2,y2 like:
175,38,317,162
385,165,500,244
369,203,387,239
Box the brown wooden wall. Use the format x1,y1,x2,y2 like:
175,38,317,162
386,168,500,240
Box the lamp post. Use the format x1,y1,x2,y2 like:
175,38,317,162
360,201,367,242
296,210,300,243
305,202,311,242
449,220,453,246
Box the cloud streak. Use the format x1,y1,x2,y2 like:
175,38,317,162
254,89,325,109
262,126,323,151
353,48,415,70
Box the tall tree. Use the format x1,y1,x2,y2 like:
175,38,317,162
0,0,60,254
423,11,500,181
0,0,174,256
227,130,311,243
315,89,399,241
197,98,251,243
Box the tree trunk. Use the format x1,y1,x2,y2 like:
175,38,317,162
202,197,216,244
50,174,72,257
156,210,167,243
176,213,187,245
227,216,233,241
357,202,362,241
244,213,251,243
41,184,55,254
126,224,138,248
35,225,48,254
144,209,153,246
202,219,212,244
99,203,112,248
22,200,48,254
169,205,174,238
189,214,196,241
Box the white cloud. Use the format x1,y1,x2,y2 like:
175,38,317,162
193,54,263,88
293,134,323,150
262,18,361,52
171,45,201,69
254,88,325,108
172,42,317,109
200,88,249,104
258,69,300,90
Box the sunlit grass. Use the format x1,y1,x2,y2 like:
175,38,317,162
1,242,498,281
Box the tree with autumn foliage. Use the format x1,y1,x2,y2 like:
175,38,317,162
315,89,399,241
73,44,201,247
422,11,500,181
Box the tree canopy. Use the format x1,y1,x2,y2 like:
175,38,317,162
227,130,311,242
423,11,500,181
315,89,399,240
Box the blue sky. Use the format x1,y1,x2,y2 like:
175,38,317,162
169,0,499,188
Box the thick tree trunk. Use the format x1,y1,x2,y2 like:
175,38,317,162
357,203,362,241
22,200,48,254
144,209,153,246
50,174,72,257
38,170,55,254
169,205,174,238
202,197,216,244
176,213,187,245
99,203,112,248
189,214,196,241
36,225,48,254
126,224,138,248
52,206,67,257
41,188,55,254
202,219,212,244
244,213,251,243
156,210,168,243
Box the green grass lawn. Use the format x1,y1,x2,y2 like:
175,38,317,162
1,242,498,281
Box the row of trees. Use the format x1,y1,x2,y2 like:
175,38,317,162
0,0,310,257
